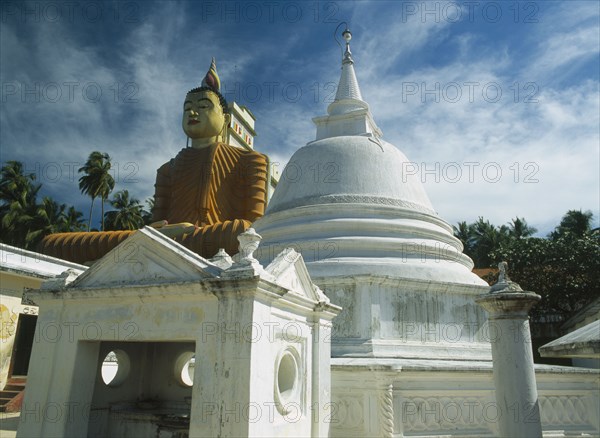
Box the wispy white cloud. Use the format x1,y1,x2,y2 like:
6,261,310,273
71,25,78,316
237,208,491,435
518,1,599,84
527,27,599,84
321,2,600,234
1,0,598,236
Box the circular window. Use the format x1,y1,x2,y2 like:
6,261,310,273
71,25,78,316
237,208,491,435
274,348,300,414
174,352,195,387
101,349,130,387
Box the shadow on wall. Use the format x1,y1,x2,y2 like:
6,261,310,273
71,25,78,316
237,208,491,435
0,412,20,436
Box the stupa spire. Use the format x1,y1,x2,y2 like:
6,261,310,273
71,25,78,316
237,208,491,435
313,26,382,140
333,28,363,102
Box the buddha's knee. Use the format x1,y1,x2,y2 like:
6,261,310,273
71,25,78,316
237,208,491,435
39,231,135,264
177,219,251,258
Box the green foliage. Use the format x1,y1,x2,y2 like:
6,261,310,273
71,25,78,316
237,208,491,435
508,217,537,239
1,156,148,250
549,209,594,240
456,211,598,322
454,216,537,268
25,197,67,247
453,221,474,259
0,162,86,249
63,206,87,232
0,161,41,248
142,197,155,226
104,190,146,231
492,231,600,320
78,151,115,231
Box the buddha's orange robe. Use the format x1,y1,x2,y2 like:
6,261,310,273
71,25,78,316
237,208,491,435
39,143,268,264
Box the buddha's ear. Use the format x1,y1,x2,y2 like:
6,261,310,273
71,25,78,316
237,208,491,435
221,113,231,140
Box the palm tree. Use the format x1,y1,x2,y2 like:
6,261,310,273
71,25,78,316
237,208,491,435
551,210,594,239
469,217,509,268
25,197,67,248
0,161,41,248
63,206,86,232
78,152,115,231
507,217,537,239
142,197,155,225
453,221,474,256
104,190,145,231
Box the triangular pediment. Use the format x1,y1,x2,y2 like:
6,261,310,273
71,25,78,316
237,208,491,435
265,248,328,304
70,227,222,288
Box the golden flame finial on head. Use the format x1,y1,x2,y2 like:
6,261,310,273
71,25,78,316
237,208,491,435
201,57,221,93
187,57,228,114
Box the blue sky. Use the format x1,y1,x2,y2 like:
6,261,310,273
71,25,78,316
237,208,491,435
1,0,599,235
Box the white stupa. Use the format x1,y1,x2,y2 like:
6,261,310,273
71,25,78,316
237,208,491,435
253,29,599,438
254,28,490,361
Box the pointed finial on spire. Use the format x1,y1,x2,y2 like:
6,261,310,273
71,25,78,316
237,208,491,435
201,57,221,93
332,24,363,103
341,27,353,64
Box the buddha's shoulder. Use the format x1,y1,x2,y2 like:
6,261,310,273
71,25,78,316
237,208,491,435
156,158,174,175
156,150,191,175
217,143,268,163
169,146,212,163
158,144,267,171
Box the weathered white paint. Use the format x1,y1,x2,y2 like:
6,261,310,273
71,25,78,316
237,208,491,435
253,34,488,363
477,292,544,437
17,227,339,438
13,28,600,438
330,358,599,437
254,28,600,437
0,244,86,390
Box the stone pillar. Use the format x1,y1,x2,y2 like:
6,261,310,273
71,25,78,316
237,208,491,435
476,262,542,438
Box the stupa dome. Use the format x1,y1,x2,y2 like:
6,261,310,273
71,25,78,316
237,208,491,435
267,135,435,215
254,28,485,287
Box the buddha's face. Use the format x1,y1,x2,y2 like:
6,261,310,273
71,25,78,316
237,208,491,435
182,90,226,140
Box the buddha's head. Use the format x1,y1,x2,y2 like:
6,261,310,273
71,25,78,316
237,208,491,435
183,58,230,148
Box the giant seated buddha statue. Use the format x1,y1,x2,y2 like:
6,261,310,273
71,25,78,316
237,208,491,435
39,59,268,264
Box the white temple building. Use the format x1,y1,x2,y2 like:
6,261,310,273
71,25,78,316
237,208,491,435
12,29,600,438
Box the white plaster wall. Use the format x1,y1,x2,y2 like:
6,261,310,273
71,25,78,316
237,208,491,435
246,300,314,436
19,266,337,438
317,277,491,360
18,284,218,438
330,362,600,437
87,341,195,438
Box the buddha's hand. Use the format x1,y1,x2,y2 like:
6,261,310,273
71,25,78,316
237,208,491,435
150,221,196,238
